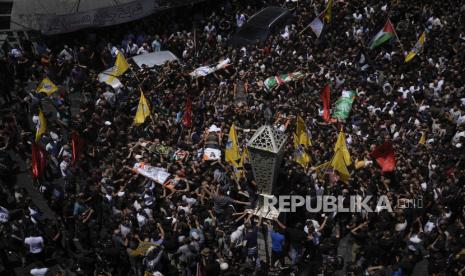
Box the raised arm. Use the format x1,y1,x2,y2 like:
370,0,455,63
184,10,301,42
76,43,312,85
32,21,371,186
274,218,286,229
318,216,328,232
157,223,165,239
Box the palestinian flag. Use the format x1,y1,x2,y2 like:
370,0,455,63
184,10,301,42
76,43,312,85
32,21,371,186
369,19,396,50
263,72,305,91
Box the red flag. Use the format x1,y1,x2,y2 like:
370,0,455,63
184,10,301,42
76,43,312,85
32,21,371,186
181,97,193,128
370,142,396,173
71,131,85,166
319,84,331,122
196,262,203,276
31,142,46,179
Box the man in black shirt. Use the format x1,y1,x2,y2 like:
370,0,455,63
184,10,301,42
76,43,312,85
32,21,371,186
276,219,306,268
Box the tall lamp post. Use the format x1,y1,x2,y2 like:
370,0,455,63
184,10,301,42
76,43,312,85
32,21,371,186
246,108,287,218
246,108,287,266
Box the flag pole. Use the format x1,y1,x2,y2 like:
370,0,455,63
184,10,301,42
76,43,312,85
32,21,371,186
298,24,312,35
129,66,144,86
193,24,197,59
128,66,157,127
388,18,405,53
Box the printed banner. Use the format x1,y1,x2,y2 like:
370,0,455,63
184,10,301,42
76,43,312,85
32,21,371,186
263,72,305,90
203,148,222,161
132,162,171,184
190,59,230,77
11,0,207,35
332,90,356,120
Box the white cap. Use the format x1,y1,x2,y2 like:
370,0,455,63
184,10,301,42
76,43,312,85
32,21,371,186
209,125,221,132
395,220,407,231
191,231,200,240
220,262,229,270
50,131,59,141
409,235,422,244
421,182,427,191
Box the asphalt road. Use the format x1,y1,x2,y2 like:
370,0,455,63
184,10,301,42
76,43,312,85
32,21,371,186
9,150,56,223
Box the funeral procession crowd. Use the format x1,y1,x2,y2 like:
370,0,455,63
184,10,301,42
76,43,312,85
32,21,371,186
1,0,465,275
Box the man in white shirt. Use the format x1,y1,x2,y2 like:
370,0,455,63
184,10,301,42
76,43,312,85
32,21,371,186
25,234,45,262
0,206,9,223
102,89,116,106
30,267,49,276
204,22,216,34
137,43,151,55
10,47,23,59
32,112,41,133
353,10,363,22
60,155,71,184
152,35,161,52
457,112,465,126
126,40,139,56
230,225,245,250
452,127,465,146
236,13,246,28
58,45,74,62
429,78,444,94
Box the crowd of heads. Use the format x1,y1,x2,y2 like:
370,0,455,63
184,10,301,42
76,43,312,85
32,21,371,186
1,0,465,275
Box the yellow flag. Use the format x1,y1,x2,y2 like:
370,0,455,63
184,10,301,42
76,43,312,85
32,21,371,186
331,150,350,182
112,51,129,76
234,147,249,178
296,116,312,148
314,161,330,179
128,241,158,256
405,32,426,63
456,248,465,259
323,0,334,23
334,131,351,166
315,161,330,172
134,91,150,125
35,109,47,141
237,147,249,168
225,124,241,166
294,144,311,168
293,132,299,149
295,151,311,168
106,51,130,84
36,78,58,96
355,159,366,169
419,132,426,145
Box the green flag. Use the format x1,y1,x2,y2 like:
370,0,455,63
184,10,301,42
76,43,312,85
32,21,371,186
263,72,305,90
333,90,356,120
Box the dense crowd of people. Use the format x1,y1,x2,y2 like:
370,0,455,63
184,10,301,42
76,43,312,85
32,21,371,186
1,0,465,275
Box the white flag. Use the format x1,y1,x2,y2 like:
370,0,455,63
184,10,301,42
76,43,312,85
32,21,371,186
190,58,230,77
310,17,324,38
132,162,171,184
